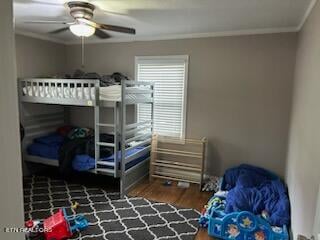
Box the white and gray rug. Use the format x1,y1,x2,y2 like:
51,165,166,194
23,176,200,240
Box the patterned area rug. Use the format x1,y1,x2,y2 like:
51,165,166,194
24,176,200,240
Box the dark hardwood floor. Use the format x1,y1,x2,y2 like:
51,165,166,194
129,178,214,240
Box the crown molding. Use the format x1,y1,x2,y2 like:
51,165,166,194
15,27,298,46
297,0,318,31
66,27,298,45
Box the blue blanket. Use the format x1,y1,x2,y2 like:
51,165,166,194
221,164,278,190
27,133,64,159
34,133,64,147
222,164,290,226
72,146,149,171
27,134,149,172
27,142,60,160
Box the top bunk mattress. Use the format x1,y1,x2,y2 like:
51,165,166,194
22,84,149,102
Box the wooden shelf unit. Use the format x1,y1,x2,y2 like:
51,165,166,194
150,134,207,188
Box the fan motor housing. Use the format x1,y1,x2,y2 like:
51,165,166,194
68,1,95,20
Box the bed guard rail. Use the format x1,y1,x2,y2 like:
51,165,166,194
120,80,154,105
19,78,100,107
119,80,154,197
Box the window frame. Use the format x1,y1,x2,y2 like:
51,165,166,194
135,55,189,139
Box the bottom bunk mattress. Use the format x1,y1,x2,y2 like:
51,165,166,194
27,141,149,172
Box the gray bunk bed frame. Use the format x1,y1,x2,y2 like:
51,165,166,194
19,78,154,198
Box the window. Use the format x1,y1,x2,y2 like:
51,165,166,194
136,55,188,138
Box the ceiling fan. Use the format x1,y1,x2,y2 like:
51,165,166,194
24,1,136,39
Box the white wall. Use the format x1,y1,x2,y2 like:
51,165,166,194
66,33,297,177
15,34,67,78
286,1,320,238
0,1,24,239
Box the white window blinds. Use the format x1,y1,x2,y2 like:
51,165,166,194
136,56,188,138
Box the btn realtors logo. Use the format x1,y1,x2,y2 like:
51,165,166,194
3,220,52,235
4,226,52,233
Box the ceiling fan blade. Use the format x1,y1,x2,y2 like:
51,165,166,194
98,24,136,34
49,27,70,34
23,20,71,24
94,29,111,39
77,18,98,28
77,18,135,35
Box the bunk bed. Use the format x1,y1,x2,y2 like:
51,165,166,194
19,78,154,198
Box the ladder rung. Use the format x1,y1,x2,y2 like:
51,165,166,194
97,161,115,167
96,142,115,147
96,123,114,127
95,168,114,174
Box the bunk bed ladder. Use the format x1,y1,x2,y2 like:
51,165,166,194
95,103,118,177
94,81,119,176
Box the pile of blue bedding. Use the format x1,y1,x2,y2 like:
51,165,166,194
221,164,290,226
27,133,148,172
72,146,149,171
27,133,63,159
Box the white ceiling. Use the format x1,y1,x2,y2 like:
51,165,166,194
14,0,315,44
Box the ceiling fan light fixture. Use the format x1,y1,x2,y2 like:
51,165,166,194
24,1,136,39
69,23,95,37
